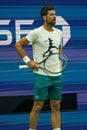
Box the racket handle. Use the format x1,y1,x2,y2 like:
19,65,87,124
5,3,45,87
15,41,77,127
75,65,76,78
19,65,29,69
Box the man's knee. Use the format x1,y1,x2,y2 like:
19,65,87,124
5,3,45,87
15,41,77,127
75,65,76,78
32,101,44,113
50,100,61,112
35,104,43,112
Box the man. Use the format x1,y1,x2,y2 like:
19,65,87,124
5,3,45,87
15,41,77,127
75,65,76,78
15,6,63,130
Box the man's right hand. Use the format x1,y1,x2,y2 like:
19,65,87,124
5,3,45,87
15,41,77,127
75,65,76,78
27,61,38,69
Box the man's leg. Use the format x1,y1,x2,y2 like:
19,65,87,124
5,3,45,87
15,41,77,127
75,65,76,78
29,100,44,129
50,100,61,129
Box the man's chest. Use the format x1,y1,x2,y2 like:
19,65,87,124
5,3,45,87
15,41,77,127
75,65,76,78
36,32,61,49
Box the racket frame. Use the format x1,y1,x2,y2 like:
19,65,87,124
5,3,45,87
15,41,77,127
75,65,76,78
19,53,68,74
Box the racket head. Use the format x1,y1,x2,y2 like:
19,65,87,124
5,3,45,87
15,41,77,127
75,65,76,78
59,54,68,72
38,53,68,74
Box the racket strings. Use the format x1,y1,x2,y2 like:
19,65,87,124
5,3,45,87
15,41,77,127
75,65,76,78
43,54,68,74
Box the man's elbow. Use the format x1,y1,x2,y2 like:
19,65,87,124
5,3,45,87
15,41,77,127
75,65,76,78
15,42,21,50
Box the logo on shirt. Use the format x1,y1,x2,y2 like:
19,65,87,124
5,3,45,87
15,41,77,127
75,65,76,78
43,38,58,57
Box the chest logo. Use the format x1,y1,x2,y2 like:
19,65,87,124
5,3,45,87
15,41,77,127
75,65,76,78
43,38,58,57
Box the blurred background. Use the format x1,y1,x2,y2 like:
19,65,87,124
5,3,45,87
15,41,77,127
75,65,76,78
0,0,87,130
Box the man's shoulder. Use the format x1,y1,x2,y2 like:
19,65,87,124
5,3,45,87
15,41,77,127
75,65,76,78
33,26,43,32
28,26,43,37
54,27,62,34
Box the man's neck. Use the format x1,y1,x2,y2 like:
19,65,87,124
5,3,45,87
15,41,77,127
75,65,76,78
43,24,54,32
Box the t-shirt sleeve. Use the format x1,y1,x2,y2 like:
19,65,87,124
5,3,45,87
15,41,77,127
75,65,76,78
26,29,37,44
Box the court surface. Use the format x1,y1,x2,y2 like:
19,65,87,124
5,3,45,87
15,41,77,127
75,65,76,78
0,111,87,130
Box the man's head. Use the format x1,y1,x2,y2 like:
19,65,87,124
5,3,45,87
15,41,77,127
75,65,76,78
40,6,56,26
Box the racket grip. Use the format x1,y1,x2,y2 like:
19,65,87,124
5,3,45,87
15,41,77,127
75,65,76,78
19,65,29,69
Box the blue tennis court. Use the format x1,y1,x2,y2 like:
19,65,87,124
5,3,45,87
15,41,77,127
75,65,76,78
0,111,87,130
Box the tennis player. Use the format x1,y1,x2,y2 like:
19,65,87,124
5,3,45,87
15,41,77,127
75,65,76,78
15,6,63,130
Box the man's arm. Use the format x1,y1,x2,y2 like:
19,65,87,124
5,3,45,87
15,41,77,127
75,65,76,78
59,45,62,71
15,37,29,58
15,37,38,69
59,45,62,55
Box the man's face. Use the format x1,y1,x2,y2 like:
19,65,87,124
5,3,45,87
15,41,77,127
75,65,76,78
44,10,56,26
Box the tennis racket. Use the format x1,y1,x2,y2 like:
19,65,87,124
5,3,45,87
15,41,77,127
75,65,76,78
19,53,68,74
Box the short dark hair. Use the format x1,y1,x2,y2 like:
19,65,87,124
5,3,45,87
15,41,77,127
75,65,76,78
40,6,55,17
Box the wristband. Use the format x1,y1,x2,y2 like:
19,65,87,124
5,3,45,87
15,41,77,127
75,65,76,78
23,56,31,64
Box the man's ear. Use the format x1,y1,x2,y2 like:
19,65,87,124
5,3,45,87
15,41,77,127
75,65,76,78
43,15,46,21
